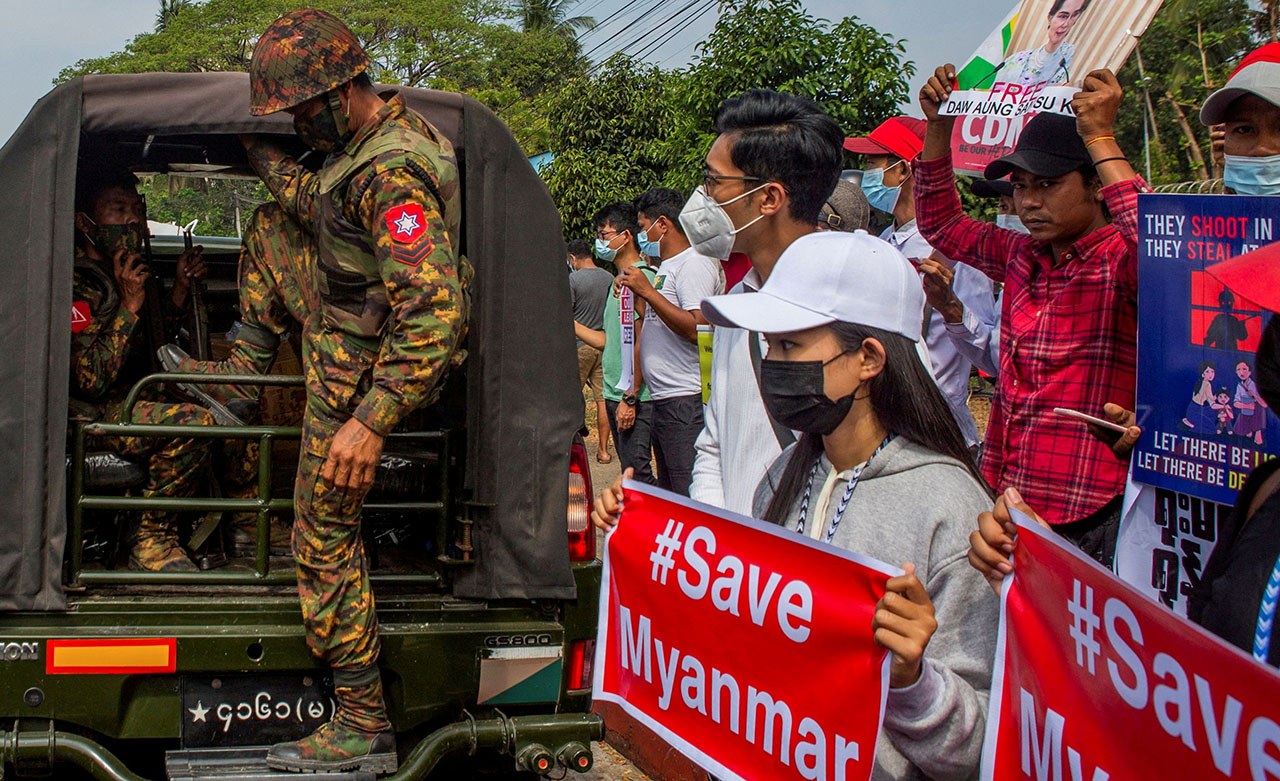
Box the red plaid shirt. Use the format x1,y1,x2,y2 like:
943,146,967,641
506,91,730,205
914,154,1149,524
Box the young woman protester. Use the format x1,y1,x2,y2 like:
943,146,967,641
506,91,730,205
593,230,998,780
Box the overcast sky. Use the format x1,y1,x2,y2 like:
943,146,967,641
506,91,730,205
0,0,1012,145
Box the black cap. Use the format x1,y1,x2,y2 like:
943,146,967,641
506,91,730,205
969,178,1013,199
984,113,1091,180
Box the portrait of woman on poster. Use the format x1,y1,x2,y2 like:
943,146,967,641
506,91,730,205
1003,0,1090,87
1234,358,1270,445
1182,361,1219,431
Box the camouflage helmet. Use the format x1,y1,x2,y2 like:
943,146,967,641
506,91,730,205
249,9,371,116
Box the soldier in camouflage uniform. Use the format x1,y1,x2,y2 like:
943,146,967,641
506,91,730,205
243,10,470,775
157,204,308,555
70,167,223,572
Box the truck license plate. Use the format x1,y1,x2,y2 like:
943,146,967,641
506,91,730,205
181,674,335,747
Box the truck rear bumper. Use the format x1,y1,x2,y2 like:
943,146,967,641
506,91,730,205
0,712,605,781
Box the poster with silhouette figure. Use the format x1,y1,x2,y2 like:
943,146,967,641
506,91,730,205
1133,194,1278,505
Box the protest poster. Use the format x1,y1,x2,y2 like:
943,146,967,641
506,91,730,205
943,0,1163,176
594,481,895,781
1115,473,1230,616
697,324,713,403
615,285,636,392
1133,194,1278,506
981,510,1280,781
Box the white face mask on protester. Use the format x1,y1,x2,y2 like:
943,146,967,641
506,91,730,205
678,183,770,260
996,213,1030,233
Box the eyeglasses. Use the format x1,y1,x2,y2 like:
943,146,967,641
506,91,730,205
702,168,765,192
595,229,622,241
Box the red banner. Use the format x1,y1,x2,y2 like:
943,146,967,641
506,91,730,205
982,511,1280,780
594,481,896,781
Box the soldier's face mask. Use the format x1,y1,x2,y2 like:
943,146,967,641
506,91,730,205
82,216,146,260
293,89,353,153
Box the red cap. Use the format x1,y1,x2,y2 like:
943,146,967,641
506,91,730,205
843,117,927,161
1231,41,1280,78
1201,42,1280,125
1207,242,1280,313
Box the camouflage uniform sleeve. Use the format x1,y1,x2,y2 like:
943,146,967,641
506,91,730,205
244,136,320,223
70,272,139,399
349,162,464,436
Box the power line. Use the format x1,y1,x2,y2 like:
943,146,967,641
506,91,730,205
575,0,661,46
498,0,717,131
580,0,678,62
635,0,716,62
498,0,681,122
490,0,664,120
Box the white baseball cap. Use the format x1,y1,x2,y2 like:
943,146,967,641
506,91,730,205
1201,43,1280,126
700,230,925,341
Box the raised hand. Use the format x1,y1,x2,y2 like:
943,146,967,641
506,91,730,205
113,249,149,314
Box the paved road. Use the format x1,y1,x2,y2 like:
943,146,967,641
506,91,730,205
584,742,651,780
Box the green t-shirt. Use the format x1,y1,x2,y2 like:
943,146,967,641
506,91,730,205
601,265,657,403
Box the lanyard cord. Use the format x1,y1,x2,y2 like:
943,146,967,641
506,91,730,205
1254,552,1280,664
795,434,895,543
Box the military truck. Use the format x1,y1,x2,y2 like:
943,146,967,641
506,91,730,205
0,72,602,780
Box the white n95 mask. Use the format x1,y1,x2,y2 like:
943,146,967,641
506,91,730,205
678,184,769,260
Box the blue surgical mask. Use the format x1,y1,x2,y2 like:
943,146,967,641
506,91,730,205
996,213,1029,233
594,234,623,262
860,161,904,213
1224,154,1280,195
638,225,664,258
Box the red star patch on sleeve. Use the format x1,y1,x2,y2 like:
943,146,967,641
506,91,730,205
384,203,436,266
385,203,427,243
71,301,91,333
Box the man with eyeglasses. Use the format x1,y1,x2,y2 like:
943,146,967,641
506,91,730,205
576,202,658,483
684,89,845,515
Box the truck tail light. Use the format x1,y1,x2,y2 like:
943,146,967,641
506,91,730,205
567,638,595,691
568,442,596,562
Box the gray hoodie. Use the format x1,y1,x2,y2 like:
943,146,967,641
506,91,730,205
753,436,997,781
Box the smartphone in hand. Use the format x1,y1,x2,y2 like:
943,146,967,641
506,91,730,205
1053,407,1129,433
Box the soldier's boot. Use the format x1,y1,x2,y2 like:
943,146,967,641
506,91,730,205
156,344,252,425
266,666,397,775
128,515,197,572
230,514,293,558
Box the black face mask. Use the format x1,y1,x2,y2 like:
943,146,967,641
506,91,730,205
760,353,858,435
1257,315,1280,413
293,91,352,153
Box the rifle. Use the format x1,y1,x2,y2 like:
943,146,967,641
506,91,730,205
139,226,168,373
183,225,210,361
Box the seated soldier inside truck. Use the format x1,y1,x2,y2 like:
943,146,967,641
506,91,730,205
70,165,252,571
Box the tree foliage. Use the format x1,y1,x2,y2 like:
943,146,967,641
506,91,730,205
57,0,590,228
543,0,914,239
516,0,597,38
59,0,510,87
1114,0,1256,184
543,55,673,240
663,0,911,191
140,176,269,237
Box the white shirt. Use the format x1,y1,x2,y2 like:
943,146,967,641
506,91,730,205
641,247,725,400
881,220,996,447
690,271,786,515
944,290,1002,378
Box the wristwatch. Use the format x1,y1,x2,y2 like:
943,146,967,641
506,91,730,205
622,393,638,407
